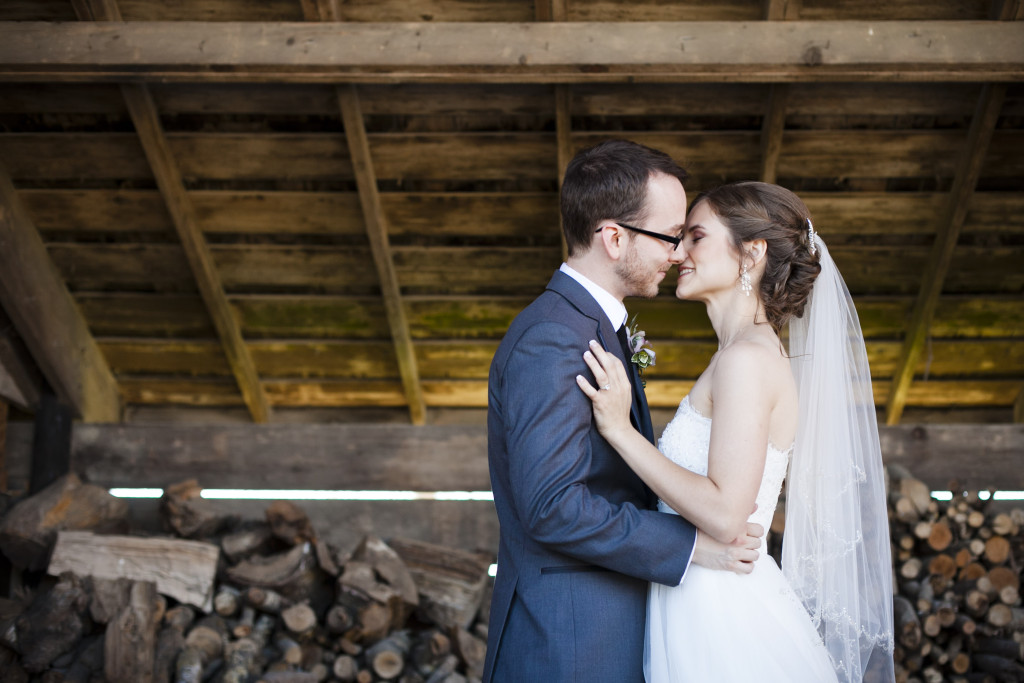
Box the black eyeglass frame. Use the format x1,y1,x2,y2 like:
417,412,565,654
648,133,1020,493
595,223,682,251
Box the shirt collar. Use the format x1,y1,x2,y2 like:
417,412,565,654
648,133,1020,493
559,263,628,331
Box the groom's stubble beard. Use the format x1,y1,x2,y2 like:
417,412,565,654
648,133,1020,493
615,237,663,299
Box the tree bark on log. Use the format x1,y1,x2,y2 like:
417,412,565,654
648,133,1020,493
104,580,160,683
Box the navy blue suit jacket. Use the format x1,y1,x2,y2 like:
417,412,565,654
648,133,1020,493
483,270,697,682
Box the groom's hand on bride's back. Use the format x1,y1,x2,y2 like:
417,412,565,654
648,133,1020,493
690,523,764,575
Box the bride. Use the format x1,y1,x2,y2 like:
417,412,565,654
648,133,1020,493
576,182,895,682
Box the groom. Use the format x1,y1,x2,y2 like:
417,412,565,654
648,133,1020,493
483,139,762,681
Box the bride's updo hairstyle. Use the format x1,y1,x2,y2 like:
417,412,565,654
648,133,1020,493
691,181,821,335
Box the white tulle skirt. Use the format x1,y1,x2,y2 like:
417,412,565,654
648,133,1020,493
645,551,839,682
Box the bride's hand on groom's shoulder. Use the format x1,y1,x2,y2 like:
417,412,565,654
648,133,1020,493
690,523,764,575
576,340,633,438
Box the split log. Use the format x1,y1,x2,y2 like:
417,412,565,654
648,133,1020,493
274,633,303,665
333,654,359,682
11,572,92,673
973,653,1024,681
365,630,412,679
281,601,317,637
226,541,326,604
325,604,355,634
388,538,493,630
48,531,219,611
983,536,1010,564
894,595,922,649
232,606,255,638
244,586,290,614
266,500,317,546
154,615,191,683
161,479,238,539
986,604,1024,630
0,473,128,570
213,585,241,617
449,627,486,680
104,580,160,683
221,521,275,562
888,464,933,516
927,520,953,552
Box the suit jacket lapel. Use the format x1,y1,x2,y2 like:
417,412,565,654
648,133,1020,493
547,272,646,435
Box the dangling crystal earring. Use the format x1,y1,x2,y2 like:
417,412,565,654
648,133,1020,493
739,264,752,296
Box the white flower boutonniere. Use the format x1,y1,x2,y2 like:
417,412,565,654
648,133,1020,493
627,314,656,386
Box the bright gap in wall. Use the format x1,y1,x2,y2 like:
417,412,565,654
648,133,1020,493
108,488,495,501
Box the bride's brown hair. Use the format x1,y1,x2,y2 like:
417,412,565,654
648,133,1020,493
690,182,821,335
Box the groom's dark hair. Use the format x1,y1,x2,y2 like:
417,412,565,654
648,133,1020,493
561,139,689,257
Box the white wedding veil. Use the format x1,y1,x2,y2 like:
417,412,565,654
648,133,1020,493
783,236,896,683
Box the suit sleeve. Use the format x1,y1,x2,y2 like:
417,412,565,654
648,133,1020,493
500,320,696,586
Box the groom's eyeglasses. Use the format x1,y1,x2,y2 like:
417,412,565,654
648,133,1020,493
596,223,682,251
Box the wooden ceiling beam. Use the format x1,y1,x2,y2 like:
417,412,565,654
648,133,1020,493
120,85,271,422
299,1,428,425
336,87,426,425
1,21,1021,83
0,161,120,422
884,83,1007,425
75,0,271,422
0,307,43,411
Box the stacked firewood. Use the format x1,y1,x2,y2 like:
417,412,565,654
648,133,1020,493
0,476,494,683
887,464,1024,683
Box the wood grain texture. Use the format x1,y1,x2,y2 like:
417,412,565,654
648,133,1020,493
48,531,219,611
1,21,1021,83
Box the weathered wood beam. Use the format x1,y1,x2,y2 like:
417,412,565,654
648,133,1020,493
759,0,796,183
119,86,271,422
0,162,121,422
73,0,270,422
885,84,1007,425
336,88,427,424
0,22,1021,83
537,0,572,261
2,421,1019,492
1015,387,1024,423
759,84,788,183
299,4,427,424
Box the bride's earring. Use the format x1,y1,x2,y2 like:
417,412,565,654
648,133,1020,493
739,264,752,297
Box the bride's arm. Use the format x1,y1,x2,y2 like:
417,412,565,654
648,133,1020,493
577,339,770,545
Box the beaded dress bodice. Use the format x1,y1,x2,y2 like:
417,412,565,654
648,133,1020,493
656,395,791,532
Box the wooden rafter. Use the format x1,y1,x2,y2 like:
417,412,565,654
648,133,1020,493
75,0,271,422
0,161,121,422
884,84,1007,425
0,21,1021,83
300,2,427,424
338,89,427,425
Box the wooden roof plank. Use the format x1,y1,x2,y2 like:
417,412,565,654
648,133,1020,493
1,21,1022,83
337,85,428,425
885,83,1007,425
0,161,121,421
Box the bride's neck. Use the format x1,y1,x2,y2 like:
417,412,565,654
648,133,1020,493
705,291,765,348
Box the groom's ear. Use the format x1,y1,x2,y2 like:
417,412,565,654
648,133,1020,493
597,222,626,260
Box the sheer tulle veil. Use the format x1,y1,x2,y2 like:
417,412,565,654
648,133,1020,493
783,235,896,683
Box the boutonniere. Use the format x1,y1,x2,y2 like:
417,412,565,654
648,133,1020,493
627,314,656,386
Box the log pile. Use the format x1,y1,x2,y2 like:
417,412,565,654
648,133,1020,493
887,464,1024,683
0,481,494,683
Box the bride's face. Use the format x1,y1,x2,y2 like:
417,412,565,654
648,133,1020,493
674,201,745,302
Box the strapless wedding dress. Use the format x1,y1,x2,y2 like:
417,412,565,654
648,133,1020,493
645,396,839,682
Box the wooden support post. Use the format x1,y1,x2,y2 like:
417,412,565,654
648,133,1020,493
29,392,73,495
77,0,271,424
540,0,571,261
759,85,788,184
884,84,1007,425
0,162,120,422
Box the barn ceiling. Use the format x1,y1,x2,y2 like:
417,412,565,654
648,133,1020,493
0,0,1022,426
